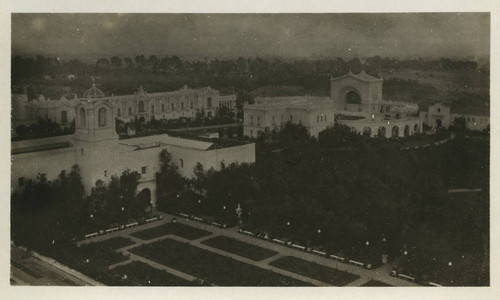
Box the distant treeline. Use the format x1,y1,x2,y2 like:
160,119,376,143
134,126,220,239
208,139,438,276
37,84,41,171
12,55,487,98
12,55,486,81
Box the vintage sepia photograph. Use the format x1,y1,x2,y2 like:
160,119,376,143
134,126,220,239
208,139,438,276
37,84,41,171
8,9,491,292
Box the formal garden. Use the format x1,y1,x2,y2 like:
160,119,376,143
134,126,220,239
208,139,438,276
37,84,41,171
129,238,312,286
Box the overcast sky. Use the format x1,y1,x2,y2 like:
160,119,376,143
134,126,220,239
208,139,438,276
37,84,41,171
11,13,490,60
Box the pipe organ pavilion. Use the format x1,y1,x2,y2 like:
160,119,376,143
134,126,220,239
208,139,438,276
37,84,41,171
244,70,422,138
11,84,254,208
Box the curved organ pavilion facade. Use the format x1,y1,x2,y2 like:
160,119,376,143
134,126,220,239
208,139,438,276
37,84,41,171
11,84,254,208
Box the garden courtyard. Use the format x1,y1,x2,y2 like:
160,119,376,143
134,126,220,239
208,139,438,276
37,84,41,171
74,212,419,287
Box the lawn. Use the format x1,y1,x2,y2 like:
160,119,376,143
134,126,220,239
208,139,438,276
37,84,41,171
129,238,312,286
269,256,360,286
131,222,212,241
105,261,197,286
201,236,278,261
91,237,136,251
361,280,392,286
50,241,130,283
75,241,129,267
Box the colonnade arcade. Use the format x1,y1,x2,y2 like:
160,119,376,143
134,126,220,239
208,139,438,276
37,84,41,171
340,119,422,138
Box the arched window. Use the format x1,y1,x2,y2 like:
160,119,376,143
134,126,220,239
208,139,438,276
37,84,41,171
98,108,107,127
139,101,145,112
79,108,86,127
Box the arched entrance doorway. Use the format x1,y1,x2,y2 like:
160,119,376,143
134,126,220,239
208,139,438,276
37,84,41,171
137,188,153,216
391,126,399,138
363,126,372,137
378,126,386,138
436,119,442,129
404,125,410,137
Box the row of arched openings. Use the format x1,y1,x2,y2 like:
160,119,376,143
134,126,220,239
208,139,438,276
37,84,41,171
79,107,107,127
362,124,419,138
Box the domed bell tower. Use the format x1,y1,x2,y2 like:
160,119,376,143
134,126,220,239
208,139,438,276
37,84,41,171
73,83,119,193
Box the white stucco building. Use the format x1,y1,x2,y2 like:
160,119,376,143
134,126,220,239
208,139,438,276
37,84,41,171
11,84,254,208
243,96,335,138
11,84,236,129
112,85,236,122
12,94,78,128
420,103,489,131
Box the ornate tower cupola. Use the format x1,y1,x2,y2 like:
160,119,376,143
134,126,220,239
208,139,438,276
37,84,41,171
73,83,118,142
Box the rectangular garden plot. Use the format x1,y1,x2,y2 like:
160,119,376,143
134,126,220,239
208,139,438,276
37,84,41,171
269,256,359,286
105,261,196,286
53,242,130,281
201,236,278,261
92,237,136,251
129,238,312,286
76,242,129,267
131,223,212,241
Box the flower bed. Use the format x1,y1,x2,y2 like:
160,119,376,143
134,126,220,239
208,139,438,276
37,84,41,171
91,237,136,251
105,261,197,286
129,238,313,286
201,236,277,261
269,256,359,286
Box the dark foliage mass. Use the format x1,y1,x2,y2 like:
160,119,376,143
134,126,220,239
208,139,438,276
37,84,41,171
11,167,149,250
13,118,75,141
11,165,87,249
157,123,489,286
